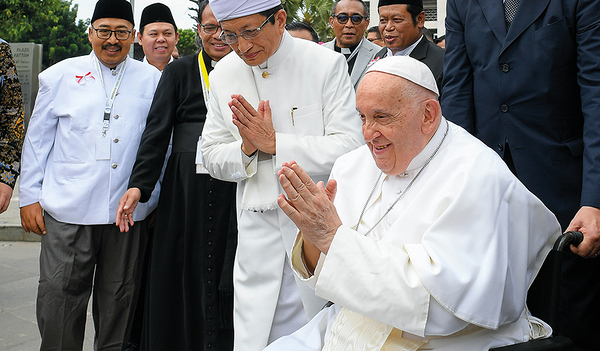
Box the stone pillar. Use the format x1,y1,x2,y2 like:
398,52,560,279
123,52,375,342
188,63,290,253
9,43,43,130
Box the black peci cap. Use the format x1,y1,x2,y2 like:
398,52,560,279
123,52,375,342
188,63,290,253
140,3,177,31
91,0,135,26
378,0,423,8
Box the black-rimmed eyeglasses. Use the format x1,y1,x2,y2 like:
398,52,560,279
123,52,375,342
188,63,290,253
91,25,133,40
331,13,367,25
219,13,275,45
199,24,221,35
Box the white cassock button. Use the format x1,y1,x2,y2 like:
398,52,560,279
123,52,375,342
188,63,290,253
114,114,120,119
111,163,118,169
113,138,119,143
262,71,269,79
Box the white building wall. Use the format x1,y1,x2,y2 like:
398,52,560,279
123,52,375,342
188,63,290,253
437,0,447,36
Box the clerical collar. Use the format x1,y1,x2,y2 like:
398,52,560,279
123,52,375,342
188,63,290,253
387,35,423,57
404,117,449,174
334,41,360,55
201,49,218,74
257,31,292,70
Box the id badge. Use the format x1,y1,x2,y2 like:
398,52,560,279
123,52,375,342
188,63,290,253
95,136,111,160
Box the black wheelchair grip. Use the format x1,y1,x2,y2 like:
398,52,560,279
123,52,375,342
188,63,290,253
552,231,583,251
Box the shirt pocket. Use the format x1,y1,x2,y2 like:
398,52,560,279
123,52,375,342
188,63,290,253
52,126,90,164
122,93,154,132
289,103,324,136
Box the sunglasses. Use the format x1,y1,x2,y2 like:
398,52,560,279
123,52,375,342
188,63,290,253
331,13,367,25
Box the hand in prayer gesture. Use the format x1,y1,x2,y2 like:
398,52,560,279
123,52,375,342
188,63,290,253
277,161,342,255
229,94,276,155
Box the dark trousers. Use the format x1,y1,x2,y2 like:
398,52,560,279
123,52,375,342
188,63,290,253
37,214,147,351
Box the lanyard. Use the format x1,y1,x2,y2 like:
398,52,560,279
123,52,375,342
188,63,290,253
93,55,127,136
198,51,210,103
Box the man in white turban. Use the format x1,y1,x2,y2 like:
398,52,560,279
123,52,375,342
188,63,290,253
200,0,364,350
266,56,561,350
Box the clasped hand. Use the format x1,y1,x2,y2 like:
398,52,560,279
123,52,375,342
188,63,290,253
229,94,276,155
277,161,342,254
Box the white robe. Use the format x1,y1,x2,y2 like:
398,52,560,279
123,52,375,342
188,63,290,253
19,52,162,224
201,32,364,350
265,118,561,350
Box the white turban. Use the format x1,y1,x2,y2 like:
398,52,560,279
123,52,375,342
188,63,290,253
366,56,439,96
209,0,281,22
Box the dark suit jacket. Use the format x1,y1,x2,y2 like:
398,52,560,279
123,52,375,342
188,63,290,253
441,0,600,229
374,36,445,92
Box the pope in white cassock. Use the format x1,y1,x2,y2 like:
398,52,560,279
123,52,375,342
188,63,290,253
268,56,562,350
200,0,364,350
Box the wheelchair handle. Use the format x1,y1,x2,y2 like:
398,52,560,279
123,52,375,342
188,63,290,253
552,231,583,251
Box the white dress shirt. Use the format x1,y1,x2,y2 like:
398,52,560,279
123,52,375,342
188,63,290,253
20,52,161,224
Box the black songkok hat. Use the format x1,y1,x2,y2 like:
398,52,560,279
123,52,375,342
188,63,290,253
378,0,423,8
91,0,135,26
140,3,177,31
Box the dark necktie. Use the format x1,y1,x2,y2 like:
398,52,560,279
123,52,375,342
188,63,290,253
504,0,520,30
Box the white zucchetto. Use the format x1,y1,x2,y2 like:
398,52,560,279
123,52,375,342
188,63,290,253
366,56,439,96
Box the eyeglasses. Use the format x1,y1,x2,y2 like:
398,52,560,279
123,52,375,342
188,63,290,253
331,13,367,25
219,13,275,45
199,24,221,35
91,25,132,40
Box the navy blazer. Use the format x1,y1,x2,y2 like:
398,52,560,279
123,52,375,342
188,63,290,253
441,0,600,229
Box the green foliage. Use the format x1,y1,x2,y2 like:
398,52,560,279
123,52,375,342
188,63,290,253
1,0,60,41
283,0,335,42
0,0,91,69
177,28,199,57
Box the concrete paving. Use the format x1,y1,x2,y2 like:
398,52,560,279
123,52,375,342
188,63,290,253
0,241,40,350
0,184,95,350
